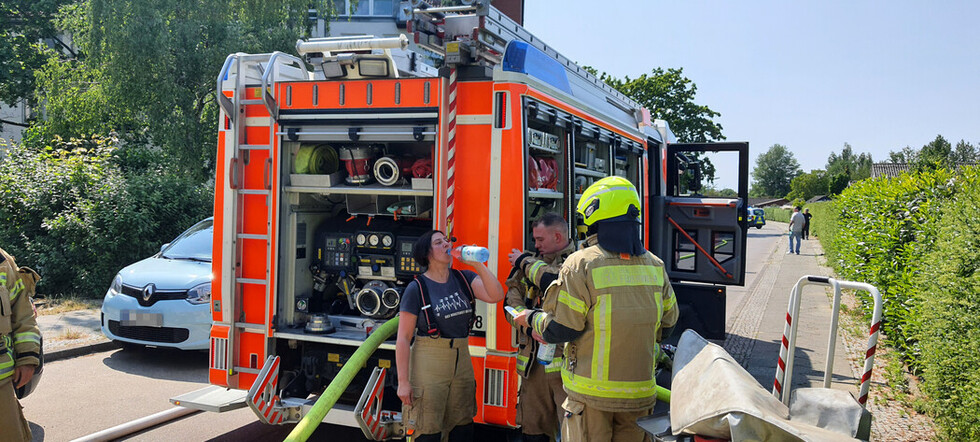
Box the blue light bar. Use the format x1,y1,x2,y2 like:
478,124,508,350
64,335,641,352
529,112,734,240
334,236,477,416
502,41,572,95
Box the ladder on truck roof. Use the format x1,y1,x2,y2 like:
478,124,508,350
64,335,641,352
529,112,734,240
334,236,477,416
215,52,309,383
408,0,647,130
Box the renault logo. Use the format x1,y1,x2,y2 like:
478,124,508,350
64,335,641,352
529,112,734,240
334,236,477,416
142,283,156,302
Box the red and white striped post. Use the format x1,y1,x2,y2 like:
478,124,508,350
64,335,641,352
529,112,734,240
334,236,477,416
840,280,883,406
772,276,883,408
445,67,458,239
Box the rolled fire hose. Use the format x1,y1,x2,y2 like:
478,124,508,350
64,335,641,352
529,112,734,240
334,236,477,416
294,144,339,174
284,316,400,442
373,156,401,186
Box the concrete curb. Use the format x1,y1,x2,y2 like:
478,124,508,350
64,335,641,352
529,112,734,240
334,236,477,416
46,340,121,363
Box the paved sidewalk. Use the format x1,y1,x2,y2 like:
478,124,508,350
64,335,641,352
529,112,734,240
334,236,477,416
725,223,858,396
36,308,118,362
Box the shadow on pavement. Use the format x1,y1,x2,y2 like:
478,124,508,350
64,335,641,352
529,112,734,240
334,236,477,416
28,422,44,442
101,346,209,383
731,336,858,392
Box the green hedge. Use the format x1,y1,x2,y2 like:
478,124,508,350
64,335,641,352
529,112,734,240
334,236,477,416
764,207,790,223
814,167,980,439
0,137,213,297
911,167,980,439
824,170,953,356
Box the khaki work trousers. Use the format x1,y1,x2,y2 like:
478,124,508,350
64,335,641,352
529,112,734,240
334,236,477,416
561,397,652,442
516,363,565,438
0,379,31,442
403,337,476,438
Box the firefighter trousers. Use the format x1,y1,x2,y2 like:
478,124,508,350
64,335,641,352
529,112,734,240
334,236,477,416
1,379,32,442
403,337,476,438
560,397,652,442
517,362,565,439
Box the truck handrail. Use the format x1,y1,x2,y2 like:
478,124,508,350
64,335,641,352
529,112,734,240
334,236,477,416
260,52,308,120
284,316,400,442
773,276,883,407
216,53,239,122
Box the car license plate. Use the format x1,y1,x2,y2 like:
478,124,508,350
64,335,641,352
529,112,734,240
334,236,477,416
121,310,163,327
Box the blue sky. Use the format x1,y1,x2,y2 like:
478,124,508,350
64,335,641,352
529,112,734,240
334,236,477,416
524,1,980,190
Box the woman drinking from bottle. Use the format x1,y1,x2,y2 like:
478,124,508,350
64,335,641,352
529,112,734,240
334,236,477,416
395,230,504,442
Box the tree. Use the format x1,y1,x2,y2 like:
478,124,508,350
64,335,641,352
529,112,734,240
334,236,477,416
914,134,953,172
0,0,74,127
750,144,800,198
888,146,918,164
590,67,724,182
703,186,737,197
826,143,873,182
26,0,332,180
787,170,828,201
950,139,979,164
827,172,849,195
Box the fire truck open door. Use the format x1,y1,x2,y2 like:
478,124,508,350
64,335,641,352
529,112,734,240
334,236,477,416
650,141,749,340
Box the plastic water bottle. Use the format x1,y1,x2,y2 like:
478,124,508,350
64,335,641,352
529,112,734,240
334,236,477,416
451,246,490,263
536,342,556,365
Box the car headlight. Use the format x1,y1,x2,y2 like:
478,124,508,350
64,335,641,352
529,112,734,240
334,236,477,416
187,282,212,305
110,274,122,294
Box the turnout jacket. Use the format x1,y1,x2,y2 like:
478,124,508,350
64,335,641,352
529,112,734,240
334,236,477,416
530,235,678,412
504,242,576,377
0,247,41,384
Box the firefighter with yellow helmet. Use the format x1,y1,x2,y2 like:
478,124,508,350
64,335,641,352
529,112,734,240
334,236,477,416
0,247,42,442
514,176,678,442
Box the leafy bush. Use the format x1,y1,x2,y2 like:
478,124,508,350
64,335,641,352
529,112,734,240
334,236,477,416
0,137,212,297
824,170,954,356
912,167,980,439
764,207,790,223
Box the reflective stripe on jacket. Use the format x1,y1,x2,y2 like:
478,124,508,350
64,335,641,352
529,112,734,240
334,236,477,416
532,236,678,412
0,247,41,384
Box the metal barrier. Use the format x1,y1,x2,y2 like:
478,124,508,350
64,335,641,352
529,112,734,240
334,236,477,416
772,275,883,407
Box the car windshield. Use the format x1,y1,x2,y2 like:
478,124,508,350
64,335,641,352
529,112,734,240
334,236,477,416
161,219,213,262
753,209,765,216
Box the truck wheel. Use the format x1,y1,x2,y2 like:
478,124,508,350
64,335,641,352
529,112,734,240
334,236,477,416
756,225,763,229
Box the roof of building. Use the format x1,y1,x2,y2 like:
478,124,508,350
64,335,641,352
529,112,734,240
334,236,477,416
806,195,831,203
748,197,789,208
871,163,911,178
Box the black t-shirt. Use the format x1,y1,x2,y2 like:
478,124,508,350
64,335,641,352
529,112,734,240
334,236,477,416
400,269,478,338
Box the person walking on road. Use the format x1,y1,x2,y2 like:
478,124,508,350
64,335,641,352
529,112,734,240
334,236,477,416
513,176,678,442
504,212,575,442
1,247,42,442
788,207,805,254
802,208,812,240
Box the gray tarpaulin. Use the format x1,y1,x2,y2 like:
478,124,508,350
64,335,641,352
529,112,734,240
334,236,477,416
667,330,868,441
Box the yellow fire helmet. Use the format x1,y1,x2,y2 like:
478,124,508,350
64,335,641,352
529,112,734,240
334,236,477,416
576,176,641,226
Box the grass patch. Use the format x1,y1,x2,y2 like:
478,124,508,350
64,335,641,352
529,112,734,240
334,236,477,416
35,295,101,315
56,327,86,340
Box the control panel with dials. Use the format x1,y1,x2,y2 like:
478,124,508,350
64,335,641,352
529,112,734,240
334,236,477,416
353,230,395,253
315,233,354,271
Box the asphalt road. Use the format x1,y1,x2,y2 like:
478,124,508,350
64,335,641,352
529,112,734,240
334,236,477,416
21,226,785,441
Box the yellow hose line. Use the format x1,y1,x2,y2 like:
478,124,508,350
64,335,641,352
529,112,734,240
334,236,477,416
656,385,671,403
284,317,400,442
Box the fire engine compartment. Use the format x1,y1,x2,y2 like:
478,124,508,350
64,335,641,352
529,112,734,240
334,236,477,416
272,132,437,402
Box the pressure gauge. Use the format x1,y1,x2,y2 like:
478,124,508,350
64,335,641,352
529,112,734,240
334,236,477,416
382,234,394,248
369,234,380,246
356,233,367,245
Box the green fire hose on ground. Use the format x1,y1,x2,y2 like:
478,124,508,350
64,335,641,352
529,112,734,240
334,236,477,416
285,317,400,442
282,315,668,441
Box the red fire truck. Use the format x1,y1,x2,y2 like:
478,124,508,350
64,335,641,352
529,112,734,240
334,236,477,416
173,2,749,439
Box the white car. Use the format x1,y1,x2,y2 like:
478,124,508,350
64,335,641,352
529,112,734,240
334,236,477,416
101,218,213,350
